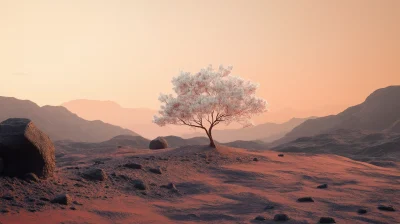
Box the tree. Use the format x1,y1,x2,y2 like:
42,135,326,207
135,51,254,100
153,65,268,148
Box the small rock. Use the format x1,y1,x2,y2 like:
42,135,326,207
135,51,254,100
70,207,77,210
297,197,314,202
1,195,14,201
188,213,199,219
161,183,178,191
28,208,36,213
253,158,259,161
278,154,284,157
264,205,275,210
357,209,367,214
118,174,130,180
93,160,104,165
82,168,107,181
149,137,168,150
36,202,46,206
73,201,83,205
149,167,162,174
319,217,336,223
317,184,328,189
274,213,290,221
254,215,266,221
1,208,10,213
378,205,395,212
24,173,40,182
51,194,72,205
27,198,36,202
74,183,85,188
133,180,147,190
123,163,142,169
39,197,50,202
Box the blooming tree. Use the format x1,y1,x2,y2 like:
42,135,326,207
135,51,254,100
153,65,268,148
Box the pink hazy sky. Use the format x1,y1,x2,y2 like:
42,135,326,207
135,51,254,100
1,0,399,121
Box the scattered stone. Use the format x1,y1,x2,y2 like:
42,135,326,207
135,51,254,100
274,214,290,221
188,214,199,219
378,205,395,212
51,194,72,205
123,163,142,169
319,217,336,223
0,118,56,178
118,174,130,180
264,205,275,210
297,197,314,202
11,202,23,208
357,209,367,214
1,208,10,213
253,158,259,161
161,183,178,191
149,167,162,174
23,173,40,182
74,183,85,188
82,168,107,181
39,197,50,202
149,137,168,150
73,201,83,205
93,160,104,165
317,184,328,189
133,180,147,190
254,215,266,221
28,208,36,212
27,197,36,202
70,207,77,210
278,154,284,157
1,195,14,201
36,202,46,206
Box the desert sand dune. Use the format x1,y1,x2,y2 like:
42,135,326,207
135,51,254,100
1,145,398,224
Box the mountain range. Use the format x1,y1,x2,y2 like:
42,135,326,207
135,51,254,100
272,85,400,146
0,96,137,142
182,117,314,143
62,99,313,142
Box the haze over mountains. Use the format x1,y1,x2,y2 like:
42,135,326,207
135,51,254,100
0,96,137,142
273,86,400,146
62,99,194,139
62,99,314,142
271,86,400,166
183,117,314,143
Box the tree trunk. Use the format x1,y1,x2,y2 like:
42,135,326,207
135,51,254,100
205,129,216,148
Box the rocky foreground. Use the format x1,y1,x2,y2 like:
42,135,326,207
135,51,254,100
1,143,399,224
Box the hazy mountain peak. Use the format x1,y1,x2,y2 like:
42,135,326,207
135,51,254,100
0,96,138,142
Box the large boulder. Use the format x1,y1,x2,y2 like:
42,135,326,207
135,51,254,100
149,137,168,150
0,118,56,178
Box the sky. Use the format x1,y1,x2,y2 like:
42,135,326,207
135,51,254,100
1,0,399,122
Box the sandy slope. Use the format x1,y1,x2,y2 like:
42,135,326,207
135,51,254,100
0,146,399,224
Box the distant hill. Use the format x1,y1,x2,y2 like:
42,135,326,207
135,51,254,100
274,129,400,166
55,134,269,154
0,96,137,142
273,86,400,146
62,99,196,139
183,117,314,143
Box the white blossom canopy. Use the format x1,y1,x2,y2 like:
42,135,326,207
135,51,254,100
153,65,268,133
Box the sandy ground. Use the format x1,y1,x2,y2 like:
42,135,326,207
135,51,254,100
0,145,399,224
